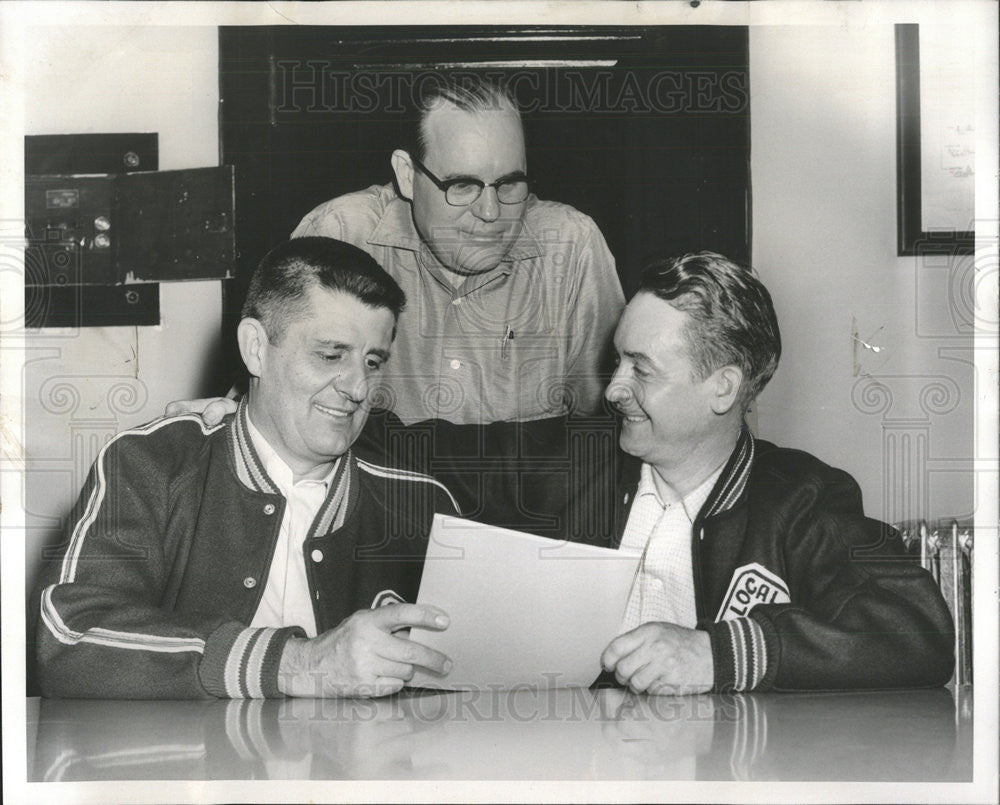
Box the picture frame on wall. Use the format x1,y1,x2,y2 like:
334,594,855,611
895,23,976,256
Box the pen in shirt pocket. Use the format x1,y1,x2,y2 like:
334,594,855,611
500,324,515,359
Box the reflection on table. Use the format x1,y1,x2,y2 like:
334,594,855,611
28,686,972,782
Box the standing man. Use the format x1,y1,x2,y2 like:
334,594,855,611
37,238,456,699
600,252,954,694
292,74,624,424
165,74,623,531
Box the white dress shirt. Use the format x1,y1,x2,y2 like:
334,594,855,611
619,462,725,633
247,416,338,638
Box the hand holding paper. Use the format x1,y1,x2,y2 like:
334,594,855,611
601,622,714,695
278,603,452,698
409,515,640,690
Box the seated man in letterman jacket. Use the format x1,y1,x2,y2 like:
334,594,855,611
595,251,954,694
35,237,459,700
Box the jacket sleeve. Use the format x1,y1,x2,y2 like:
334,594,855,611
706,471,955,692
35,422,301,699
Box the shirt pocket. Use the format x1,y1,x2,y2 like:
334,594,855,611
500,335,567,420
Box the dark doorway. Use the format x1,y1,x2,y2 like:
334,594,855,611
218,25,749,386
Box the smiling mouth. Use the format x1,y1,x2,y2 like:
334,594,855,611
618,411,647,423
314,402,355,419
463,229,507,239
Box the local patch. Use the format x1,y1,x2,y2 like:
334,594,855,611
370,589,406,608
716,562,790,622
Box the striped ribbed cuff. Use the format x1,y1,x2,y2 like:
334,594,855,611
200,623,303,698
708,616,769,692
223,700,299,761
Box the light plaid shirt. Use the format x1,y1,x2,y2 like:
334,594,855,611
292,184,624,424
619,462,725,633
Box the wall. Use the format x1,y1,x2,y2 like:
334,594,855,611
24,27,223,616
19,20,983,635
750,25,976,524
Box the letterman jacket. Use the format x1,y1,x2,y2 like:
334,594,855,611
36,400,459,700
612,429,955,692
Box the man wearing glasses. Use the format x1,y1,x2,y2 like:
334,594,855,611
291,74,625,425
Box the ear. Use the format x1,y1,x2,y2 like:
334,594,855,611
237,318,269,379
391,149,415,200
709,365,744,415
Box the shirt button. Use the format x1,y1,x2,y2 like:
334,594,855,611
243,577,257,589
311,549,324,563
263,503,276,516
451,297,462,305
450,359,461,370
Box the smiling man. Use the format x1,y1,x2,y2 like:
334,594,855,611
599,251,954,694
291,74,624,424
36,238,459,700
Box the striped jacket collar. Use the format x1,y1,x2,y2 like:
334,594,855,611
229,396,280,495
227,397,356,539
698,426,755,521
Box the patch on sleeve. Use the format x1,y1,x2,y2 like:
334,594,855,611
371,589,406,609
716,562,790,622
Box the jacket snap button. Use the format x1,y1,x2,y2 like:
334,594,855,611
263,503,276,515
311,549,324,563
243,576,256,589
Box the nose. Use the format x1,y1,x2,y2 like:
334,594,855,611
604,365,633,406
333,357,371,407
471,185,501,222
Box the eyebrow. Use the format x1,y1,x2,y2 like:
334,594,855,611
313,340,391,363
494,170,528,183
622,349,651,363
440,169,528,183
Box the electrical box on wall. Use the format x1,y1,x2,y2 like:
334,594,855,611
26,167,235,286
25,133,158,176
115,167,235,281
24,133,235,328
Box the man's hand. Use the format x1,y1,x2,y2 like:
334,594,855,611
601,622,714,696
164,397,237,426
277,604,452,698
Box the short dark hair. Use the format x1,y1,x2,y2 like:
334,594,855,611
637,251,781,409
241,237,406,343
404,73,521,161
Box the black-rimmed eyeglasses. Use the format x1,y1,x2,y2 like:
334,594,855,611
411,156,530,207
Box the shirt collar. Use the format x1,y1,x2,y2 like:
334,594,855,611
366,183,544,263
636,461,726,524
245,412,338,494
228,396,339,494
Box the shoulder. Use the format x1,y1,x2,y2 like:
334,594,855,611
521,196,617,284
748,439,864,513
291,184,395,241
355,455,462,515
524,194,604,236
96,415,227,485
107,415,224,458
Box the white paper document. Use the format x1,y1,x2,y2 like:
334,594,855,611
409,514,641,690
